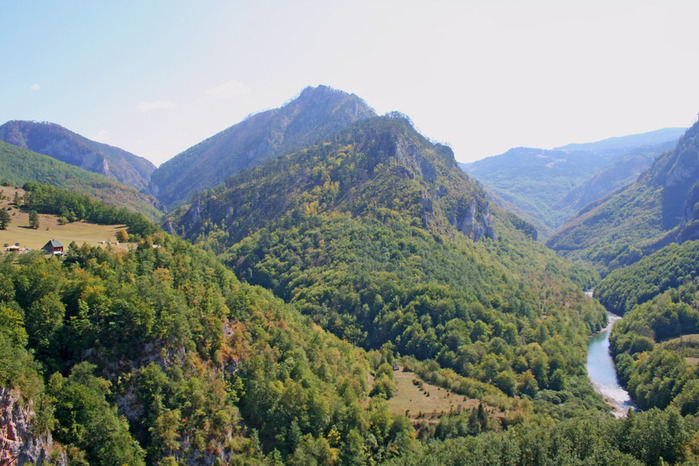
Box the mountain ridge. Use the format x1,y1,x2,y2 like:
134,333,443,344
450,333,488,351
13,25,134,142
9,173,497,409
547,120,699,274
0,120,156,192
149,85,377,208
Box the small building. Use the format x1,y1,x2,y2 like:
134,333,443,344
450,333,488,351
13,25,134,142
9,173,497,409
6,245,20,252
42,239,64,255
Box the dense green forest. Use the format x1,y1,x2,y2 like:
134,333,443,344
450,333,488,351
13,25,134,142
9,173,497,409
0,140,162,221
0,233,421,464
610,279,699,417
595,240,699,316
167,116,611,421
389,407,697,465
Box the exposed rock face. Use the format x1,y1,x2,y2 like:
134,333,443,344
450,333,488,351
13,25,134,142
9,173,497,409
452,198,496,241
0,387,65,465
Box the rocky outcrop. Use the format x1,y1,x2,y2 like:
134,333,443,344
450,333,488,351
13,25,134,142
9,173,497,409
452,198,496,241
0,387,65,465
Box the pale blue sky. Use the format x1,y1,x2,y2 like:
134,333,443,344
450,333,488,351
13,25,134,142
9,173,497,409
2,0,698,166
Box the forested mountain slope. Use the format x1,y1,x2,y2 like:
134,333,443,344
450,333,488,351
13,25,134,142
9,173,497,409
461,128,684,236
168,115,608,421
0,120,156,192
0,231,415,464
548,121,699,274
149,85,376,208
0,141,162,220
603,240,699,419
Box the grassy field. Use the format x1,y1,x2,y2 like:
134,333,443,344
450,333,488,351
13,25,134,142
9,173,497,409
0,186,129,250
386,367,484,421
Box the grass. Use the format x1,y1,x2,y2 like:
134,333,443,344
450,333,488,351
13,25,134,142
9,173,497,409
386,367,484,421
0,186,129,250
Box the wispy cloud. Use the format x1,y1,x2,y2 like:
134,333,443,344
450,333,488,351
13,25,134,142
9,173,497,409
206,79,251,99
92,130,109,143
137,100,176,113
30,83,40,91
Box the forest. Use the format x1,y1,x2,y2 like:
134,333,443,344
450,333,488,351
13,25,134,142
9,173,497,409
2,110,699,464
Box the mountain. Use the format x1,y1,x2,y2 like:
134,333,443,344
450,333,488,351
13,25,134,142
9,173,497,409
461,128,685,236
0,120,156,192
149,85,377,208
555,144,672,214
556,127,687,155
547,121,699,274
0,140,162,220
167,114,608,421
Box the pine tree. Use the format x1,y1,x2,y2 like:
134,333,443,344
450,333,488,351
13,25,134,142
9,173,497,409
0,209,10,230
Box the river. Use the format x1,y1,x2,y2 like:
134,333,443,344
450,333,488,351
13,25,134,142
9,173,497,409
586,311,635,417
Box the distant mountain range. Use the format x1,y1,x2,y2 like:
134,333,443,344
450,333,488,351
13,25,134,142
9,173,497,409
149,85,377,208
547,121,699,274
0,120,156,192
461,128,686,237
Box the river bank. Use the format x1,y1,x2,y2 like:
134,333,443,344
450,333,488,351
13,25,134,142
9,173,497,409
586,312,636,418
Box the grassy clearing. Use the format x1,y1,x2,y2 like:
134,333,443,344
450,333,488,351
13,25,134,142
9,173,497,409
386,367,483,421
0,186,129,250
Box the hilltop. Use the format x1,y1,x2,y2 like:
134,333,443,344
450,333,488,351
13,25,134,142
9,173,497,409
168,114,607,423
149,85,377,208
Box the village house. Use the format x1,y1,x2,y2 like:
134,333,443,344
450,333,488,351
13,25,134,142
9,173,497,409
42,239,64,255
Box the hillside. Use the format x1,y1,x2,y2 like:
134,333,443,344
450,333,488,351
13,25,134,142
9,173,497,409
461,128,684,236
168,115,609,421
149,85,377,208
0,186,128,249
0,141,163,220
0,120,156,192
548,121,699,274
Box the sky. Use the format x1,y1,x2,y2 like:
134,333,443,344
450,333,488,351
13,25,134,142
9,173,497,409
2,0,698,167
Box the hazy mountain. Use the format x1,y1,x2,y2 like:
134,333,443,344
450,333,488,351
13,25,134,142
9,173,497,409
461,128,685,236
556,127,686,155
556,141,676,213
0,140,162,220
0,120,156,192
149,85,377,208
547,120,699,274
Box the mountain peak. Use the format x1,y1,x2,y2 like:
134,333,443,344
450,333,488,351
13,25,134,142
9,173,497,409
149,85,377,208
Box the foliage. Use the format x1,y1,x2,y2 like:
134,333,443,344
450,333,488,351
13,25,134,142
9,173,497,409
389,406,696,466
22,181,159,238
0,140,162,220
0,233,416,463
0,208,10,229
610,278,699,415
596,240,699,315
170,116,606,414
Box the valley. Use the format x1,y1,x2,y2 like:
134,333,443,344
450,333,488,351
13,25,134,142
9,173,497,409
1,86,698,465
